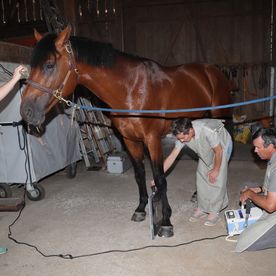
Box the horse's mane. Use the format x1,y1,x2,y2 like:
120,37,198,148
31,33,144,68
71,36,118,67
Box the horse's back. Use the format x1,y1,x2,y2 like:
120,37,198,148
203,64,235,118
160,63,234,118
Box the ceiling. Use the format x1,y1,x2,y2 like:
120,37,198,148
0,0,121,47
0,0,48,46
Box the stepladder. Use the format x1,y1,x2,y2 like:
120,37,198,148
74,96,119,170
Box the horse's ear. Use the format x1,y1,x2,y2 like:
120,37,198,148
34,29,43,42
55,25,72,51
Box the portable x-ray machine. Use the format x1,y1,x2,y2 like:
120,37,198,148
224,200,263,236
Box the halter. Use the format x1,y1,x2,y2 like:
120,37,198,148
26,42,79,106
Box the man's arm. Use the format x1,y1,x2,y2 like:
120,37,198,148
240,190,276,213
151,146,181,186
208,144,223,183
163,147,182,173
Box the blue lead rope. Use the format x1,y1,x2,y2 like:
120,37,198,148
73,95,276,114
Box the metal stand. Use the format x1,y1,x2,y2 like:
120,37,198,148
0,122,24,210
0,121,45,201
148,186,162,240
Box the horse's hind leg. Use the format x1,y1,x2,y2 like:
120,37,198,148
123,139,148,222
146,137,173,237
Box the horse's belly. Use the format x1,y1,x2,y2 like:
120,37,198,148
110,117,169,141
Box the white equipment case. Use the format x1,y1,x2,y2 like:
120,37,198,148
107,152,131,174
225,207,263,236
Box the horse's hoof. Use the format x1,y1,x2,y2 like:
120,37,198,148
131,212,146,222
158,226,174,238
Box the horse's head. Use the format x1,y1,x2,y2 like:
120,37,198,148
20,26,78,126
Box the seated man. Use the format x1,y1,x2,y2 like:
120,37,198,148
236,127,276,252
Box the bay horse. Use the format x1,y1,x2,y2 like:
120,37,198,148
20,26,234,237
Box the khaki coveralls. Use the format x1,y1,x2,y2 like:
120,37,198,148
176,119,232,214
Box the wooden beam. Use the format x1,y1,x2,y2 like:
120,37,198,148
61,0,78,34
0,41,32,64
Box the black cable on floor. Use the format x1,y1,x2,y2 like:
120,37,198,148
7,153,228,260
7,127,228,259
7,178,228,260
8,217,228,259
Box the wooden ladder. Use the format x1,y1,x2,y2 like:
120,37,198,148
75,97,116,169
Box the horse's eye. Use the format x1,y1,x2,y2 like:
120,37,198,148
45,63,55,70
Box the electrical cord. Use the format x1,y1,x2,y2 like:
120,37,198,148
225,235,238,243
8,211,228,259
8,183,228,260
0,63,13,76
8,172,228,259
7,151,229,259
7,135,229,259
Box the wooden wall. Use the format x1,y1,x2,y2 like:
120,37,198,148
122,0,271,66
65,0,271,66
0,42,32,64
0,0,273,121
69,0,272,121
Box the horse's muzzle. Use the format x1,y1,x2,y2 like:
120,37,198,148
20,102,46,127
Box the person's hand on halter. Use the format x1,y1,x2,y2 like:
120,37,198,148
0,65,28,101
12,65,28,82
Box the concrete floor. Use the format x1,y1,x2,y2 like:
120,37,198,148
1,142,276,276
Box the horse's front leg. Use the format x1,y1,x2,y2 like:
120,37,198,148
123,138,148,222
146,136,174,237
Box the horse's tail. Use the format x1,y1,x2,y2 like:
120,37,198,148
205,65,236,119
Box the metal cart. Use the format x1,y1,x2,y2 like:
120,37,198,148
0,82,81,201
